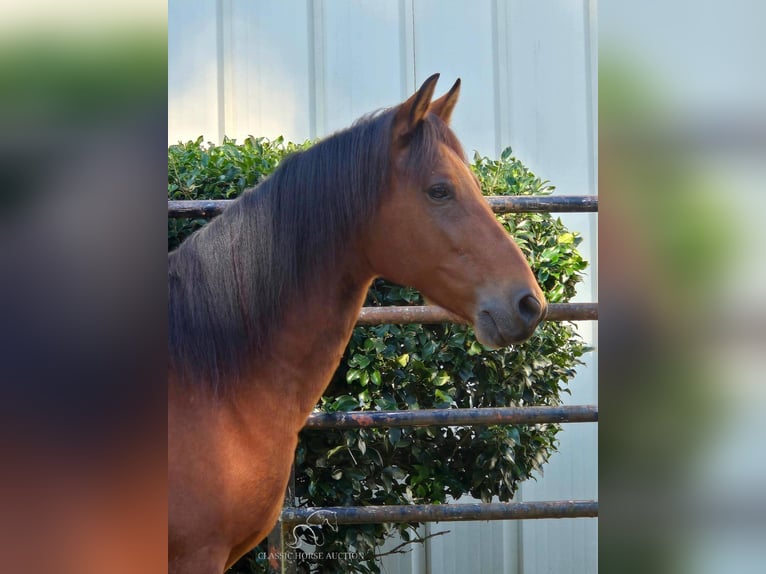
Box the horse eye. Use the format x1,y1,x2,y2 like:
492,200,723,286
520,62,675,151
427,184,452,201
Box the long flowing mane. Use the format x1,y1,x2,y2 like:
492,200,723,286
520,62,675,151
168,110,397,389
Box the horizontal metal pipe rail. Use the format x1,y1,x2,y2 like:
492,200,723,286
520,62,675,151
357,302,596,324
304,405,598,429
281,500,598,525
167,195,598,218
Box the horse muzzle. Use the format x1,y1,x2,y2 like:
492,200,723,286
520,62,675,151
473,290,547,349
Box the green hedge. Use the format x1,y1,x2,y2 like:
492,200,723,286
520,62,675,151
168,137,589,574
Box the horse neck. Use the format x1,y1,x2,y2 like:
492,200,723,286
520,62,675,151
236,251,374,430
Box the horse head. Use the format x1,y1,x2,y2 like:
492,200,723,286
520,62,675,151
364,74,547,348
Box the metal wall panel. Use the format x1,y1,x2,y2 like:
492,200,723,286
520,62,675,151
221,0,313,143
500,2,598,573
318,0,406,134
168,0,221,143
412,0,499,156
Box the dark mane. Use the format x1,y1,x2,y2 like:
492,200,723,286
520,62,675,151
168,111,460,390
169,109,398,389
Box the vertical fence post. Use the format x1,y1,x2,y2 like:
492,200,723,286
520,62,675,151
267,466,297,574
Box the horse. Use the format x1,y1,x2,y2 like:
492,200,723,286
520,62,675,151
168,74,547,573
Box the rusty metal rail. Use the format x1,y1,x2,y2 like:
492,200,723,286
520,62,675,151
281,500,598,524
356,302,596,324
487,195,597,213
304,405,598,430
167,195,598,218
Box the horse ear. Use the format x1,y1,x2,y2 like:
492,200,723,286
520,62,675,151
393,73,440,142
429,78,461,124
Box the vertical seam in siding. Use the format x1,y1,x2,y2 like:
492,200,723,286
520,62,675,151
494,0,514,159
517,486,525,574
308,0,325,139
399,0,416,98
423,521,431,574
583,0,598,303
215,0,225,142
583,0,597,194
491,0,502,158
410,0,417,89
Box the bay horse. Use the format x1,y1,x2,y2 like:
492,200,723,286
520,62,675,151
168,74,546,573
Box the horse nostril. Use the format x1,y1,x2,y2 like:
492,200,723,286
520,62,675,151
517,293,543,326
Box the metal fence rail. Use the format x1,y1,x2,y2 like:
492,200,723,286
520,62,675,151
167,195,598,218
304,405,598,429
282,500,598,525
356,302,597,324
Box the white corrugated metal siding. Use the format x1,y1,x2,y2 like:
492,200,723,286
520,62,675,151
168,1,597,572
